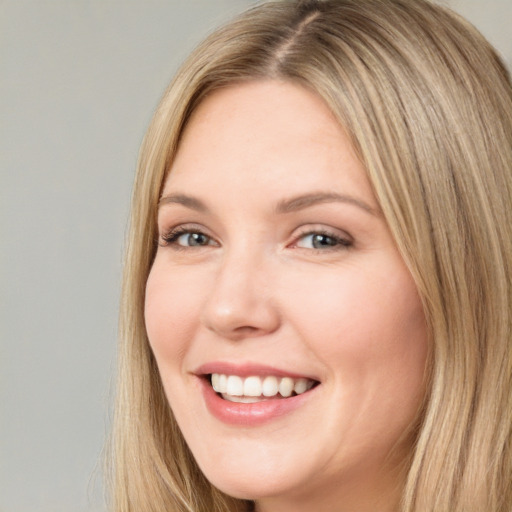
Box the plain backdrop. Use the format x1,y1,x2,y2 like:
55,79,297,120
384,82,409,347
1,1,510,511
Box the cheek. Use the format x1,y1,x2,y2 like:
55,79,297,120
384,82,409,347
284,259,428,395
144,262,203,365
288,263,428,455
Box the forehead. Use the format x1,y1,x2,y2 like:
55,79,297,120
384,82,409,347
176,80,346,160
163,80,372,202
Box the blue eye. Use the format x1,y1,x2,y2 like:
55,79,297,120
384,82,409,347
296,232,352,250
161,228,214,248
176,232,211,246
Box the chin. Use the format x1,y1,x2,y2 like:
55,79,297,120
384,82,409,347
204,469,299,502
191,443,314,501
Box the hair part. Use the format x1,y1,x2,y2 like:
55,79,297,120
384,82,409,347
108,1,512,511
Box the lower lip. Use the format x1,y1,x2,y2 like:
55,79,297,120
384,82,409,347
199,377,317,426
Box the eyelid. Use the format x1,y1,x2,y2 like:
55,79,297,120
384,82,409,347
289,225,354,250
157,222,353,251
158,223,219,248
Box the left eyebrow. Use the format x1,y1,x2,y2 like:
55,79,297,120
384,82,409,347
275,192,379,216
158,193,210,213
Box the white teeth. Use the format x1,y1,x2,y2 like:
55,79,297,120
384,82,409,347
243,376,262,397
262,376,279,397
210,373,316,400
278,377,294,397
294,378,309,394
222,395,262,403
218,374,227,393
212,374,228,393
226,375,244,396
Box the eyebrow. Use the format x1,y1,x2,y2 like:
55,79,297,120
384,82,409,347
158,191,378,216
275,192,378,216
158,193,210,212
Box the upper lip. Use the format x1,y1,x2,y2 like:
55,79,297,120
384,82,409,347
194,361,320,382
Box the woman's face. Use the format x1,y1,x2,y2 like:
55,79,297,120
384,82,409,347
145,81,428,512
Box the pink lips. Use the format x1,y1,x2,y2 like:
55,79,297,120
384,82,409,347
195,362,318,380
194,362,319,426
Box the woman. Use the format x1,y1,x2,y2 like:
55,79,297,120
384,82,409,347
109,1,512,511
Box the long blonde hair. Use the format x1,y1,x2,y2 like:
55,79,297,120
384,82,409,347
109,1,512,511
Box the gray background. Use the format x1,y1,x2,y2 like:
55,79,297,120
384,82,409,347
1,1,510,511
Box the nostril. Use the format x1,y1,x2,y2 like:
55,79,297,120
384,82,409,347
234,325,259,334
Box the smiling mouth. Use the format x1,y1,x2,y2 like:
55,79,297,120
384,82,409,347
209,373,319,403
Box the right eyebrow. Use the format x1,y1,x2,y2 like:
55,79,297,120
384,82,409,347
158,193,210,213
275,191,378,216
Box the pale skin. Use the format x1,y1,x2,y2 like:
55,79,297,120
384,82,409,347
145,80,429,512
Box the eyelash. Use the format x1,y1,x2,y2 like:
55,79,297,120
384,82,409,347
159,225,213,249
159,225,353,252
294,229,353,250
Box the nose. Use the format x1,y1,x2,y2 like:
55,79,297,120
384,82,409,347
200,251,280,341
